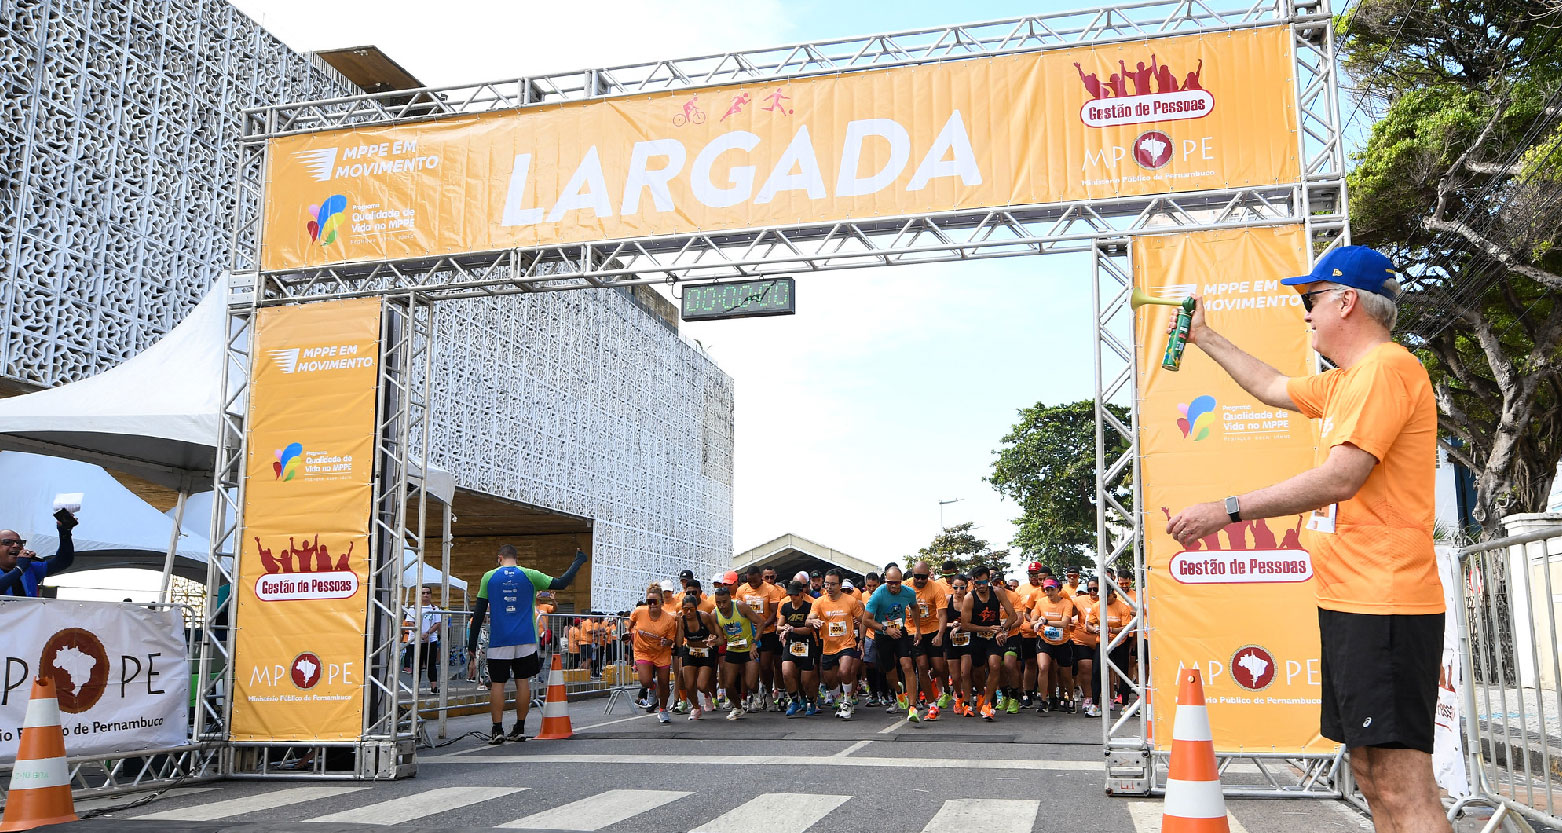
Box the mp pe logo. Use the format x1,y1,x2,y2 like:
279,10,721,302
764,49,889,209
1231,644,1277,691
306,194,347,245
290,652,323,690
41,628,110,713
1177,394,1217,441
1133,130,1174,169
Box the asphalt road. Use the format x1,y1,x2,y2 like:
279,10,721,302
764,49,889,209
55,698,1482,832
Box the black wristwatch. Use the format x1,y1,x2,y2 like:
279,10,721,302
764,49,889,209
1224,496,1242,523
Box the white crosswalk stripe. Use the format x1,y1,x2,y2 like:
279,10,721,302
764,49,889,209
500,788,690,830
691,792,850,833
134,785,370,821
307,786,526,825
920,799,1039,833
1126,800,1252,833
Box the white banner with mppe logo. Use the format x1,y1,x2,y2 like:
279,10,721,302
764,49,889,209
0,599,188,762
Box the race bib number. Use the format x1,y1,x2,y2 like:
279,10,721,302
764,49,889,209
917,600,929,616
1306,502,1338,534
788,641,810,658
728,637,749,651
828,621,847,638
951,631,971,646
688,646,709,657
743,596,764,613
1043,626,1064,642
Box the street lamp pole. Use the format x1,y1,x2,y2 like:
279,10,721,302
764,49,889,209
938,498,962,531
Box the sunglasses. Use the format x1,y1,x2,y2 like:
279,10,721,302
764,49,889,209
1088,588,1100,594
952,584,967,590
0,538,25,547
1300,287,1339,312
975,579,989,586
646,598,661,605
912,574,929,580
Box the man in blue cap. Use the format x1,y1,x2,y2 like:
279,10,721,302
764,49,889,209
1164,246,1448,832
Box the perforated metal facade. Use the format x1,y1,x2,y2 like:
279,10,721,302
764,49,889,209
0,0,736,611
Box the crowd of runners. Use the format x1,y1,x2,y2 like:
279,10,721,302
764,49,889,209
621,560,1140,725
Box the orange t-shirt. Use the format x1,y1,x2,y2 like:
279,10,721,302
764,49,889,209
566,625,584,653
811,593,864,654
1013,581,1047,636
1097,598,1134,642
629,607,677,666
1286,341,1441,615
1071,600,1099,648
909,581,948,636
737,582,785,633
1029,595,1076,646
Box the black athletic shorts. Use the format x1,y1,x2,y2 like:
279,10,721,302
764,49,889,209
487,652,541,685
913,632,944,659
760,632,782,654
722,649,752,665
821,647,859,671
781,640,817,671
966,635,1002,662
1038,640,1074,666
875,632,912,672
1005,633,1037,660
1319,608,1442,753
682,646,717,668
1071,641,1097,668
944,634,970,661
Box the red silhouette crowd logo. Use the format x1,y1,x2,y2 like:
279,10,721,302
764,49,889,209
1076,54,1215,128
255,534,354,574
1160,508,1303,552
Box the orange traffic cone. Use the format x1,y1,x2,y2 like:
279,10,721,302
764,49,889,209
534,654,573,740
1,677,77,831
1161,668,1229,833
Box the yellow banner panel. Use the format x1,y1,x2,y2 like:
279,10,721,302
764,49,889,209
262,26,1298,270
1133,227,1335,754
231,297,383,742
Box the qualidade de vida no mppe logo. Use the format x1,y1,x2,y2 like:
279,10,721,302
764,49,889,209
305,194,347,246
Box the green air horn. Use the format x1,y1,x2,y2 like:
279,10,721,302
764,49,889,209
1130,288,1196,372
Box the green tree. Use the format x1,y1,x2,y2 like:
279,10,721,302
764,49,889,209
987,400,1131,568
1339,0,1562,530
917,522,1010,576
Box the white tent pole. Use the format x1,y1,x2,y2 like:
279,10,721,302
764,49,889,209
438,500,452,739
160,486,189,604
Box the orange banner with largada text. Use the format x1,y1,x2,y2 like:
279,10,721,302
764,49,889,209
230,298,383,742
262,26,1298,271
1134,227,1336,755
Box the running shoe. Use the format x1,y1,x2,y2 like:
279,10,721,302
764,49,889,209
926,704,940,721
907,706,921,724
885,701,901,714
805,701,819,717
1083,701,1100,717
1021,694,1034,710
487,729,506,745
1006,697,1020,715
506,724,527,742
642,699,656,714
937,692,952,709
786,701,803,718
674,699,690,714
657,710,671,724
726,706,744,721
770,695,784,713
994,693,1006,711
896,694,908,711
717,695,731,711
688,707,703,721
836,701,853,720
981,704,996,722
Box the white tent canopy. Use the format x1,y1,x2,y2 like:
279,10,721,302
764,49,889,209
402,550,466,593
0,451,211,576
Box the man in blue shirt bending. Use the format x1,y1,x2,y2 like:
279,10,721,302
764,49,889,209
865,565,923,724
467,544,588,744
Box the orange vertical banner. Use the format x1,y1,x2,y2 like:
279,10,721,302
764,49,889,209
1134,227,1335,754
230,297,383,742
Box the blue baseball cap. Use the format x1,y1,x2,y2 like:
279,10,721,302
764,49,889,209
1280,246,1400,298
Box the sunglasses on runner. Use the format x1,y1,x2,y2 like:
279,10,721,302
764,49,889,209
952,583,967,591
912,573,929,580
646,598,661,605
1300,287,1340,313
974,580,989,586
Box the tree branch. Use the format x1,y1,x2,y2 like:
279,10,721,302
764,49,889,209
1420,216,1562,290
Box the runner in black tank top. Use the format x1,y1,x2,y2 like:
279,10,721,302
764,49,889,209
944,575,974,716
959,566,1015,721
778,581,820,717
676,593,719,720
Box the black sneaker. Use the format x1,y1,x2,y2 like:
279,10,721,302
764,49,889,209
487,729,506,745
506,724,527,742
1021,694,1033,710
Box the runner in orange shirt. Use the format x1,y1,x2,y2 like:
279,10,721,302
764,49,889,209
809,569,865,719
907,560,949,719
1012,562,1049,710
629,584,678,723
1029,579,1077,714
1094,586,1136,715
1071,580,1102,716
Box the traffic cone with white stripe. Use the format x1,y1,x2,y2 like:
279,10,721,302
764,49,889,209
534,654,573,740
1,677,77,831
1161,668,1229,832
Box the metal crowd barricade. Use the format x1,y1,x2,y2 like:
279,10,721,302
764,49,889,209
1451,525,1562,832
537,612,634,707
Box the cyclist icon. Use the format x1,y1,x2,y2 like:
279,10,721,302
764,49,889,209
673,94,706,127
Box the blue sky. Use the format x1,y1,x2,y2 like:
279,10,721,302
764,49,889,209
229,0,1362,567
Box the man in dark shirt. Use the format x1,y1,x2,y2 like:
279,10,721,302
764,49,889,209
0,510,77,597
